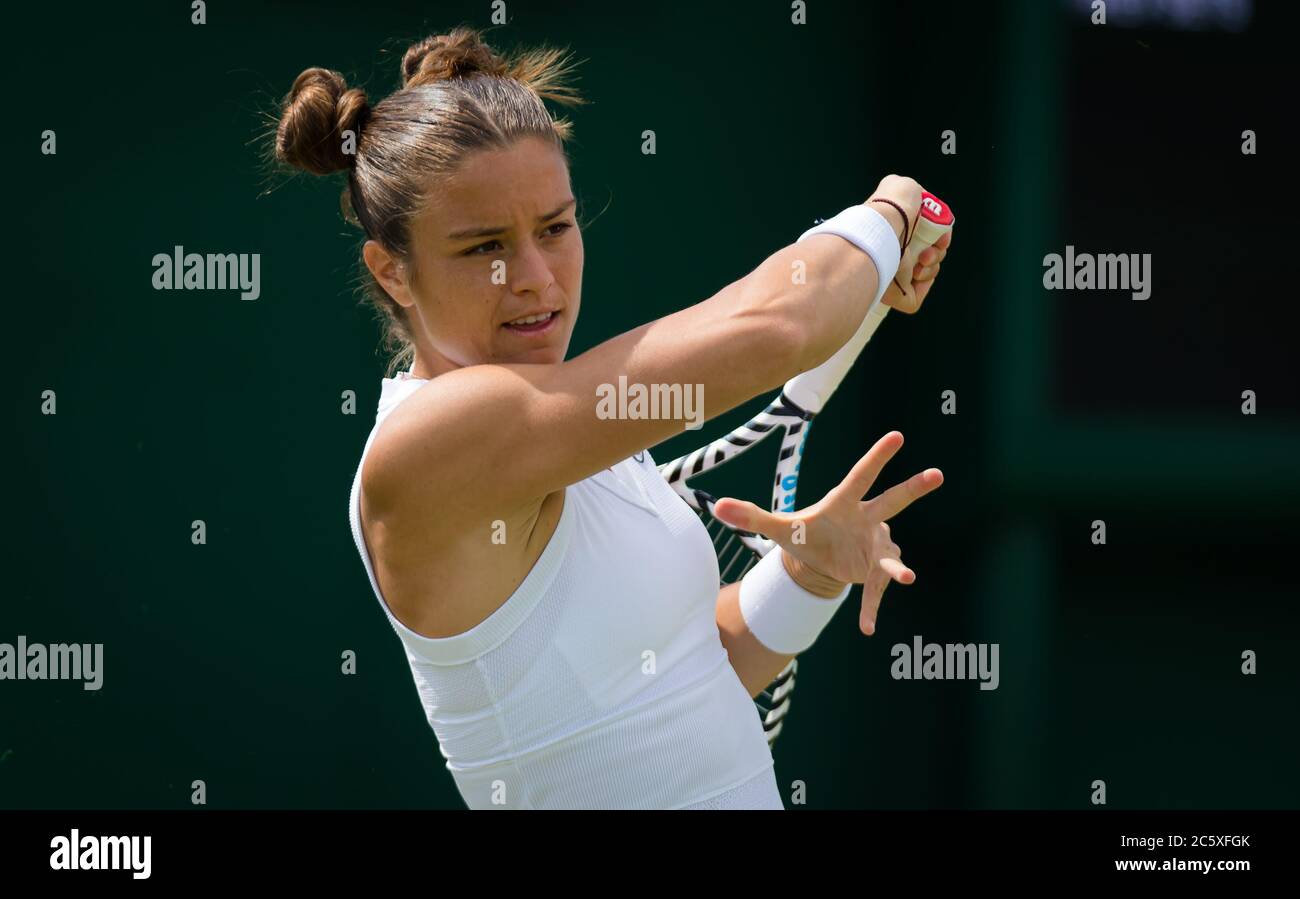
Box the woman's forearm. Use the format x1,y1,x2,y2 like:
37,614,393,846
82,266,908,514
715,581,797,699
732,201,906,380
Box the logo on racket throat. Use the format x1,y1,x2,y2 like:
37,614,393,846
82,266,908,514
776,421,811,512
596,376,704,431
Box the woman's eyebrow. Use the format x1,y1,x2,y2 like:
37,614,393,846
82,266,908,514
447,198,576,240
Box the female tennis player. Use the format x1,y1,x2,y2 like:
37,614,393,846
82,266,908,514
275,26,952,809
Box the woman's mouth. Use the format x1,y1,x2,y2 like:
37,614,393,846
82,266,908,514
503,310,559,336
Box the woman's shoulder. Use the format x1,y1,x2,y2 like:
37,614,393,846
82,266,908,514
361,364,528,512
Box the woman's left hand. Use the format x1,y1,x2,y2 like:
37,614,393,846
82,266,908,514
711,430,942,635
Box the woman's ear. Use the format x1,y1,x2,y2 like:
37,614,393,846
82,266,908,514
362,240,415,309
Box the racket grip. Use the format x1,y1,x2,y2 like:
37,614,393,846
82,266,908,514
783,191,954,414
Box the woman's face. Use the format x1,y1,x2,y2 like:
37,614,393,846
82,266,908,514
379,136,584,375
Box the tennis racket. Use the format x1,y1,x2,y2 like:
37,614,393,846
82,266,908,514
658,191,955,746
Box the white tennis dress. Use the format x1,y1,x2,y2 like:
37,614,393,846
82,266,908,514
348,370,783,809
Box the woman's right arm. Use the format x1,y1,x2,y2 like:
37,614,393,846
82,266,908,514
363,180,919,525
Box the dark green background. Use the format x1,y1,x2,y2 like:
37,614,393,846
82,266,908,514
4,0,1295,809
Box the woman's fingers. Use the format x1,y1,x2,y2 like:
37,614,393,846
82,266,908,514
910,228,953,269
879,556,914,585
859,558,916,635
889,263,941,312
710,497,767,532
710,497,796,544
834,431,904,502
860,602,878,636
893,226,952,313
867,468,944,521
916,245,946,268
908,275,938,309
913,260,942,282
859,572,891,635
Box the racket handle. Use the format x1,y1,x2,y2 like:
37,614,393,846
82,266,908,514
783,191,955,413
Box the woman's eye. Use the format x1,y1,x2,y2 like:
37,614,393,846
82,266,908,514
464,223,570,256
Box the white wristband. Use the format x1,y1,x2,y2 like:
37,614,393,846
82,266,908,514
738,548,851,655
798,204,902,306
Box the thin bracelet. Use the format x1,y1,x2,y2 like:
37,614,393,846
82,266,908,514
867,197,912,295
866,197,911,251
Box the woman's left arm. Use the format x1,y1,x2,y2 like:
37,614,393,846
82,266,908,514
712,429,943,699
714,547,865,698
715,581,798,699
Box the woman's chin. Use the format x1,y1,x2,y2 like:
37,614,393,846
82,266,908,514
495,324,571,364
492,344,568,366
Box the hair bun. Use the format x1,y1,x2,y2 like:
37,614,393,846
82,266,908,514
275,67,369,176
402,27,506,88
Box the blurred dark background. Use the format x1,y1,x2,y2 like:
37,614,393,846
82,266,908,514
3,0,1295,809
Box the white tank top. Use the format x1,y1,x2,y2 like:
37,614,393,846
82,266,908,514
347,370,782,809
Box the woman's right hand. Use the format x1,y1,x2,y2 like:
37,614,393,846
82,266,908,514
864,174,924,246
882,226,952,314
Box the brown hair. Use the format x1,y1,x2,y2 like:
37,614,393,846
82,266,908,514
273,26,585,374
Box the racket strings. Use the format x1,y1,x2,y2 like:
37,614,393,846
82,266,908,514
694,506,794,744
698,509,761,584
662,404,814,747
754,661,797,740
